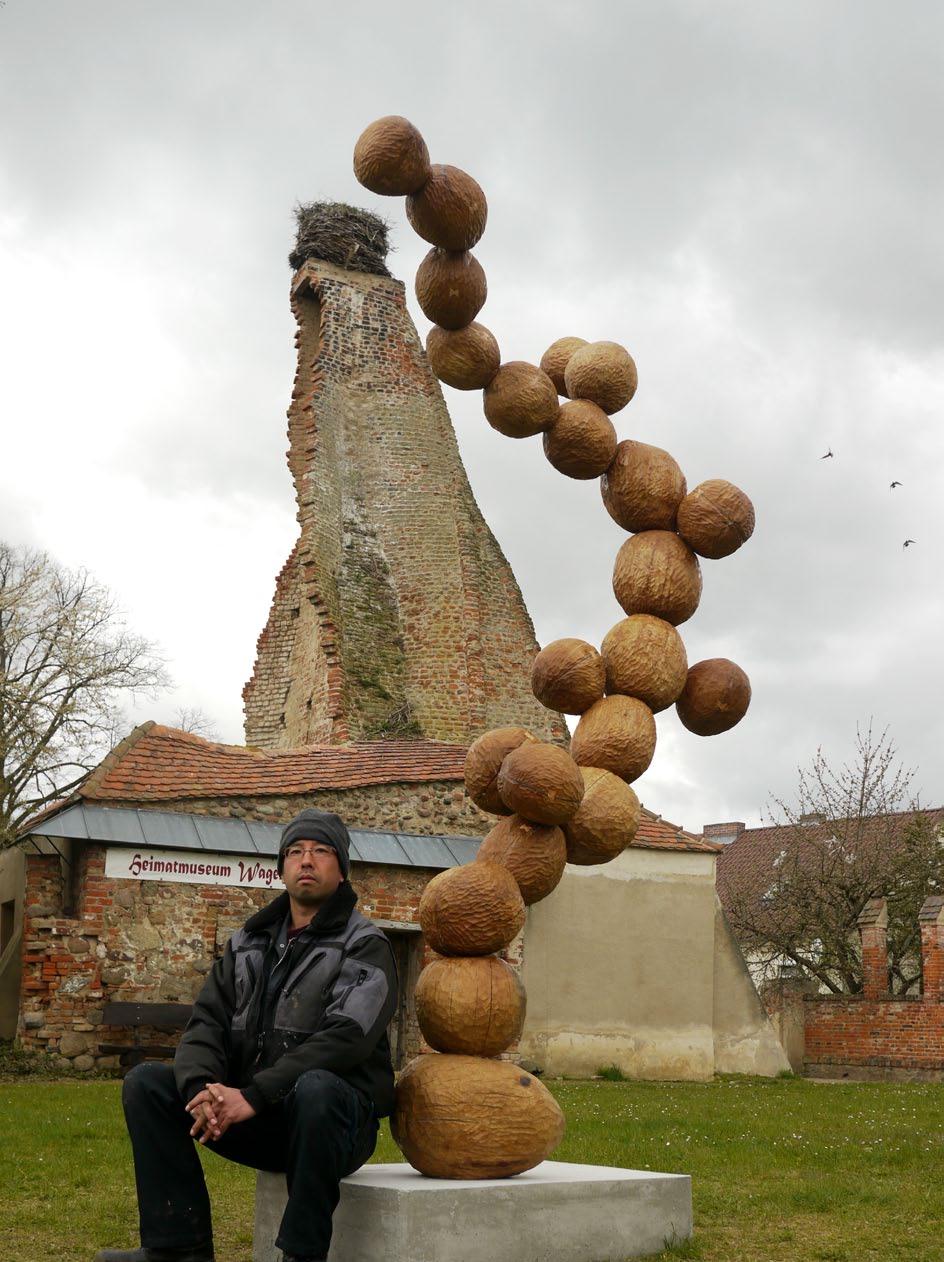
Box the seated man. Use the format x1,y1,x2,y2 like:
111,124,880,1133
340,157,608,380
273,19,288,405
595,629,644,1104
96,808,398,1262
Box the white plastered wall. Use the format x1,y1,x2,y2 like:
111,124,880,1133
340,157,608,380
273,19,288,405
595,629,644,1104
519,846,789,1079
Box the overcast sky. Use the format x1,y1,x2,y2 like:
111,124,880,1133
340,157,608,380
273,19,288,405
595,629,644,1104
2,1,942,833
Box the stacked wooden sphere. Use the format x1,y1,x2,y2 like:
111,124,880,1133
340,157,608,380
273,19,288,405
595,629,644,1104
353,115,756,1179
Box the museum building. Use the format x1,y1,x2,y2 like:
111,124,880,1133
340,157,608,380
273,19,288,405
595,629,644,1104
0,210,787,1079
0,720,786,1080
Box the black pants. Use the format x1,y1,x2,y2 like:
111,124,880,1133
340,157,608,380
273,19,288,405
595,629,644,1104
122,1062,378,1260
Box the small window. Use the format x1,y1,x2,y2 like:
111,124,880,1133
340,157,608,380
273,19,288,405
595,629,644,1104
0,900,15,953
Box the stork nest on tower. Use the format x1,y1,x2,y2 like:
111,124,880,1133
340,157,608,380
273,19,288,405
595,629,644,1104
289,201,392,276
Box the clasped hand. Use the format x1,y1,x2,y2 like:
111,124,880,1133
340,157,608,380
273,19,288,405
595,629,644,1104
186,1082,256,1144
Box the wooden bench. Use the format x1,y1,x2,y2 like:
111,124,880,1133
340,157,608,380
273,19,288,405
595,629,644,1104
99,1001,193,1067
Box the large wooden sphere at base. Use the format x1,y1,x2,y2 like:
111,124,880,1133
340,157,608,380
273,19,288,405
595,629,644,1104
353,116,430,195
465,726,538,815
676,658,751,736
612,531,702,626
483,362,559,438
497,741,585,825
564,341,638,415
477,814,567,904
415,955,526,1056
531,637,605,714
570,695,656,784
676,479,756,559
564,767,641,865
601,440,687,533
392,1053,565,1178
415,249,487,330
406,164,488,251
601,614,688,712
419,861,525,956
427,322,500,390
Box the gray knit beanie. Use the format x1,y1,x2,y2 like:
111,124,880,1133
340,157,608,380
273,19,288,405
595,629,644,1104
277,809,351,877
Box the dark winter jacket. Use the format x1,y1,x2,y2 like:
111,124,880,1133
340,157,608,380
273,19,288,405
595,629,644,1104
174,881,398,1117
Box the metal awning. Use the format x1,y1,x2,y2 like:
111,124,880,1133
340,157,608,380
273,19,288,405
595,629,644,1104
25,803,481,870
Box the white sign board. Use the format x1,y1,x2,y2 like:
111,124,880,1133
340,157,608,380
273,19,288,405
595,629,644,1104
105,846,282,890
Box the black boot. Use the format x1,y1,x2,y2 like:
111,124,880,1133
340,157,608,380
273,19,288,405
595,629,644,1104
93,1247,214,1262
281,1255,326,1262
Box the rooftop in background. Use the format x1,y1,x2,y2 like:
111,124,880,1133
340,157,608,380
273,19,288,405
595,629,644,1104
20,721,720,856
289,201,391,276
703,821,746,845
637,813,720,855
81,722,469,800
715,806,944,911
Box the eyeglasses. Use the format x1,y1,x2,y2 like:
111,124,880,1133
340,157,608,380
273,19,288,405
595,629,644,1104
283,843,336,862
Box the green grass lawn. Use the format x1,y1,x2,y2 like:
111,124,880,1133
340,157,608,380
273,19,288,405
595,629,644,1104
0,1074,941,1262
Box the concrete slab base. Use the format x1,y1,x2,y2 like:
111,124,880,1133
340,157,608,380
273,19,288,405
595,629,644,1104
254,1160,692,1262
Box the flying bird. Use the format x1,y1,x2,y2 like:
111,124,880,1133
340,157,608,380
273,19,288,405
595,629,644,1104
890,481,902,489
821,449,833,459
903,539,916,548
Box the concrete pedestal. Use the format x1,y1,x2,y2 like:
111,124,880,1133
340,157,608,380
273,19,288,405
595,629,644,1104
254,1160,692,1262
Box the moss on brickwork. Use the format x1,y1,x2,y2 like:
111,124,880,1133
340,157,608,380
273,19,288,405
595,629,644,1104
337,511,414,739
244,258,567,750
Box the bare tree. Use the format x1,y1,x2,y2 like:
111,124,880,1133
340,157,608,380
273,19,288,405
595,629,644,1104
725,723,943,994
0,542,169,847
173,706,220,742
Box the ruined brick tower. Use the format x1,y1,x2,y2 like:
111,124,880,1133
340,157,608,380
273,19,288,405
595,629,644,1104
243,207,565,749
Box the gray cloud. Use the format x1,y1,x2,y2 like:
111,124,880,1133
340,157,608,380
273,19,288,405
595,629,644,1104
1,0,941,830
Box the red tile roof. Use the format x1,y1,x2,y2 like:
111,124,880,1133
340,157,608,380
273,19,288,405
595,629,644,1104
81,723,469,800
68,722,716,855
716,808,944,912
636,811,721,854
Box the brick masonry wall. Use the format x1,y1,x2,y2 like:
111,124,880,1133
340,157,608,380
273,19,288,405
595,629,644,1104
860,935,890,998
18,779,508,1070
17,845,458,1071
921,914,944,1000
243,257,566,750
797,897,944,1077
90,779,494,835
803,994,944,1074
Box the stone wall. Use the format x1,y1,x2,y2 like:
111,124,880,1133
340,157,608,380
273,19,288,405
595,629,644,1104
16,843,444,1072
243,258,566,750
15,777,500,1070
88,778,493,836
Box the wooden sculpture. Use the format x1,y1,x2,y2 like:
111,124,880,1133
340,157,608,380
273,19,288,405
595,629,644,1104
353,111,756,1182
